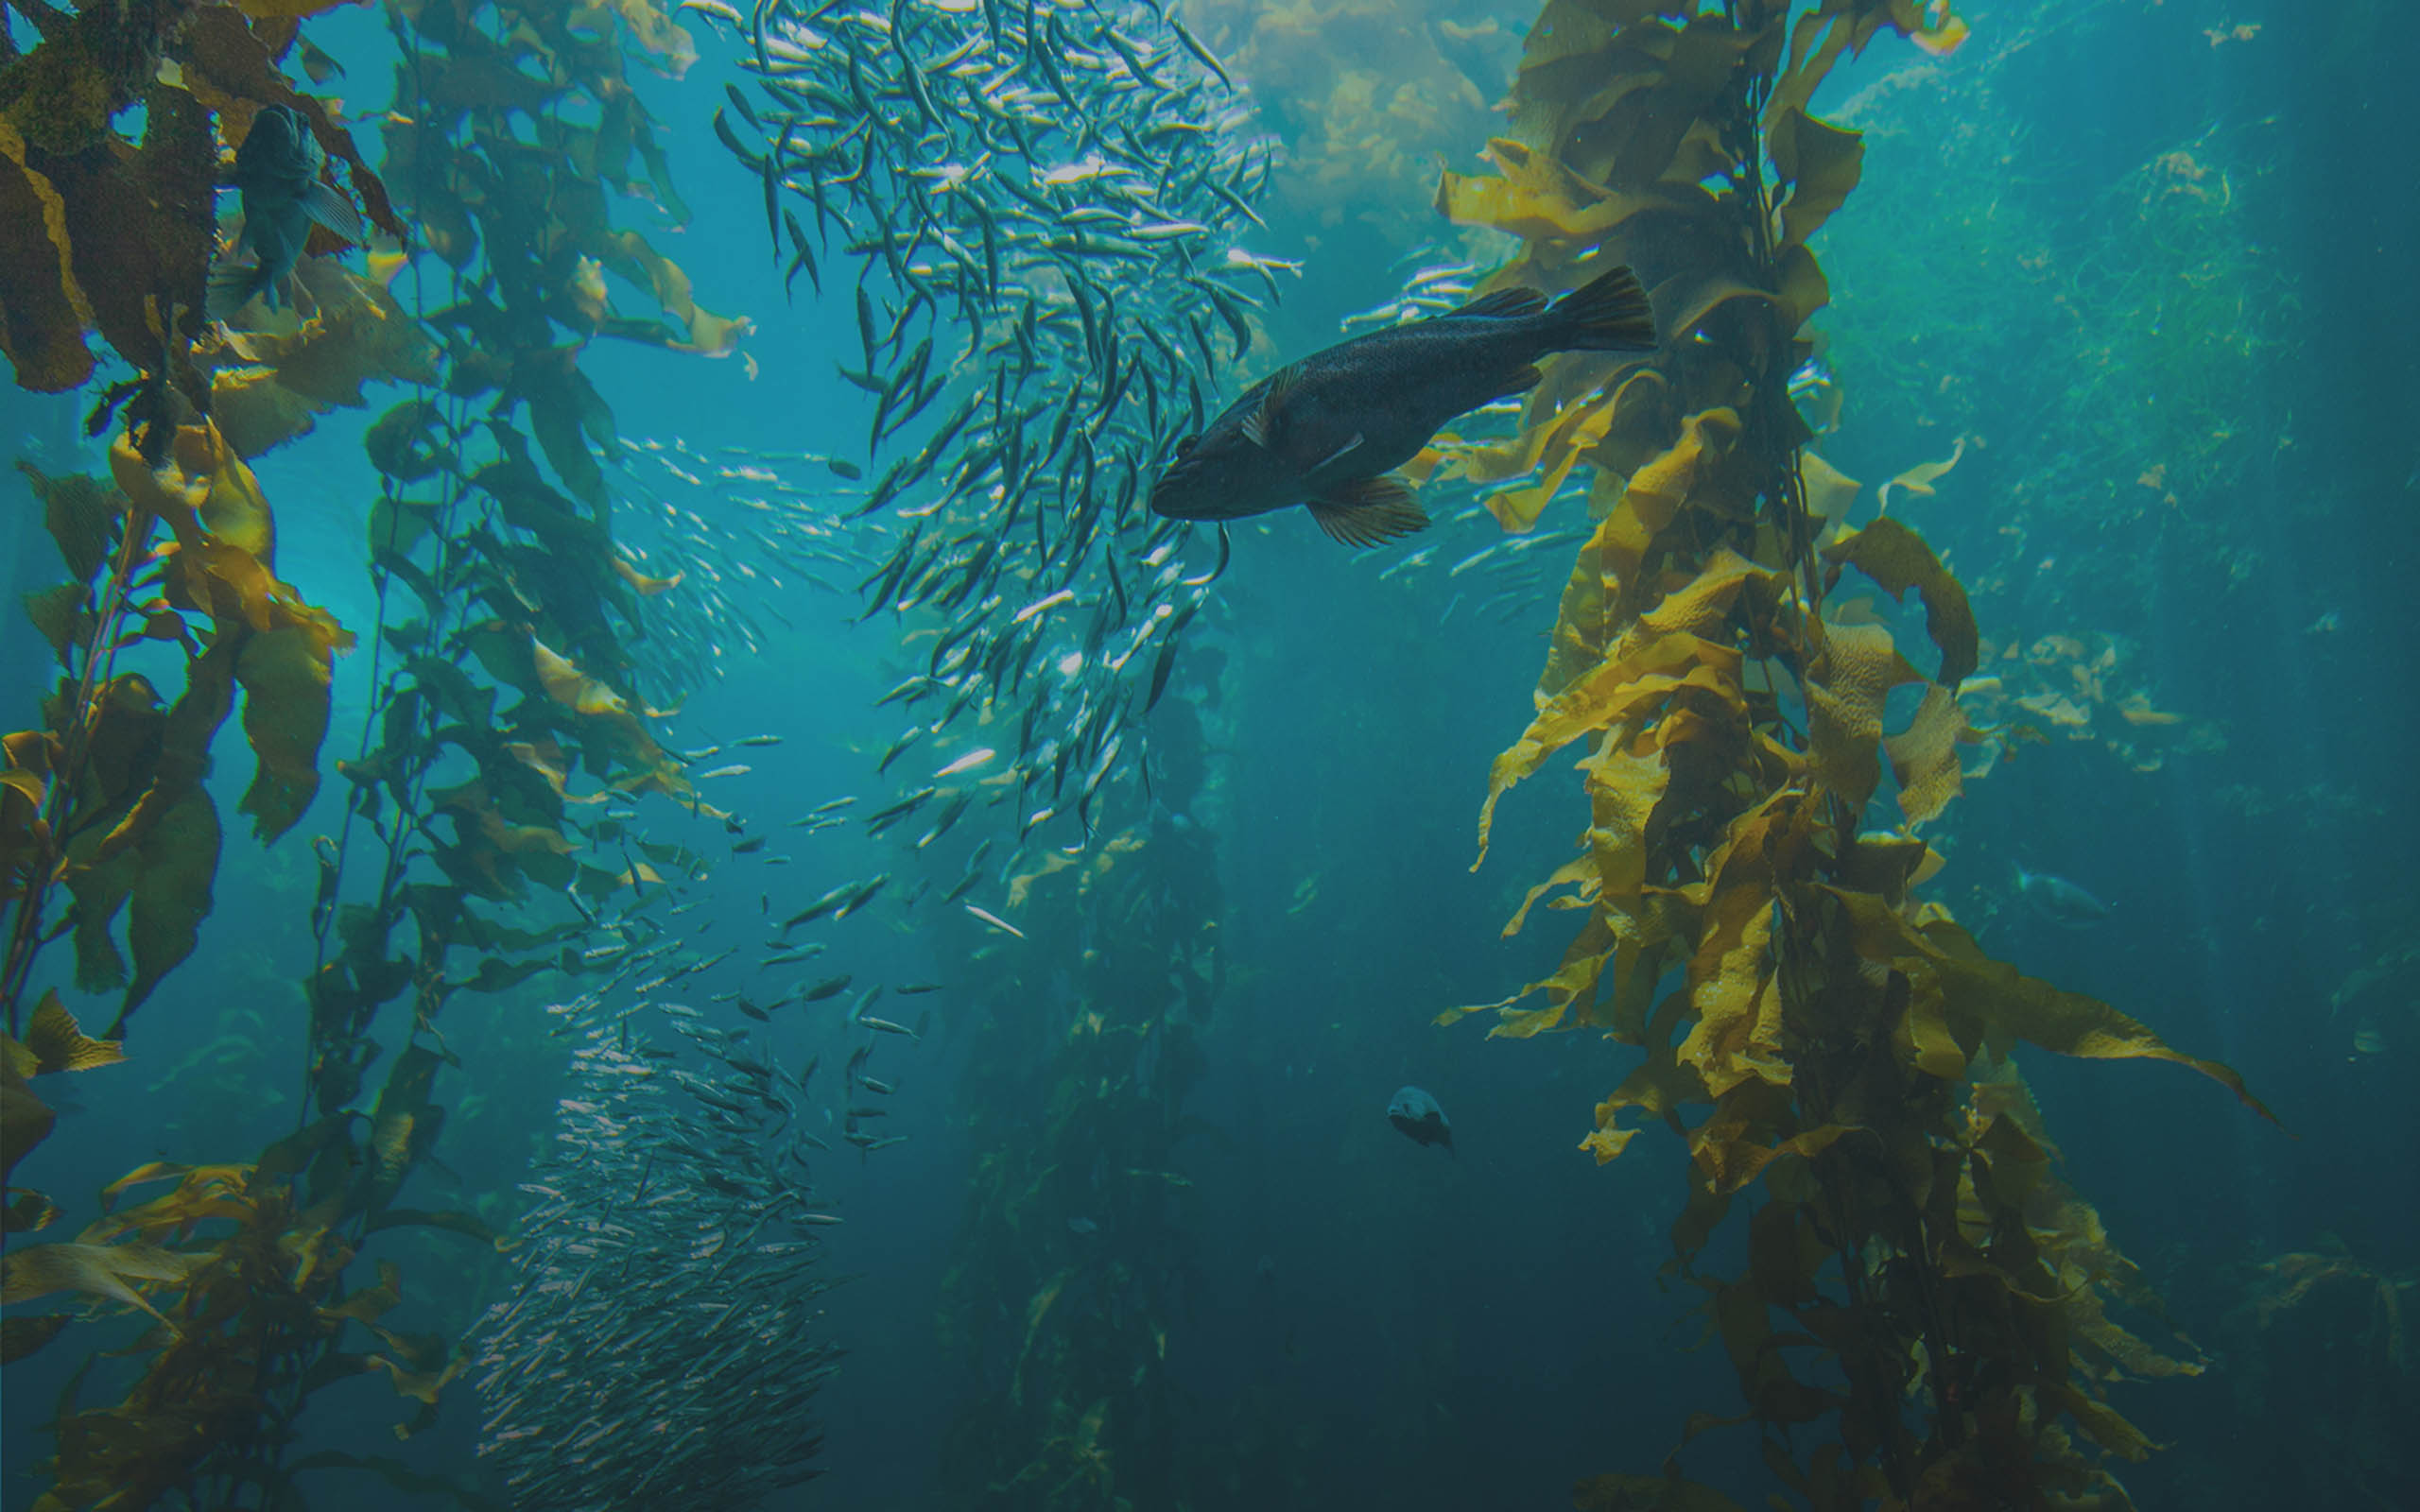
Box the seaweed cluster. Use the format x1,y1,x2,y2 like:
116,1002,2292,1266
300,0,741,1139
2,0,765,1496
1812,7,2292,623
2208,1245,2415,1507
4,995,495,1504
937,697,1224,1512
0,0,418,1034
1426,2,2275,1504
1955,629,2214,779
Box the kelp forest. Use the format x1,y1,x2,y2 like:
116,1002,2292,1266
1,0,2411,1508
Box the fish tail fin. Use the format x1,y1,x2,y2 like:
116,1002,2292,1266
206,259,268,321
1547,262,1657,352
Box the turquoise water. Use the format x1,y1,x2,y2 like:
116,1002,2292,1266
1,0,2413,1507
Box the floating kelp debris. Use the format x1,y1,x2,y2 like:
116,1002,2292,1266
1958,628,2216,775
474,997,844,1508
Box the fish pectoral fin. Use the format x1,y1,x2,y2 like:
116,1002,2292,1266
1239,361,1301,450
1305,474,1429,549
1305,431,1364,472
1448,286,1547,320
302,180,364,245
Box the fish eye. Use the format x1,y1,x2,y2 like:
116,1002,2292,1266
1173,434,1197,457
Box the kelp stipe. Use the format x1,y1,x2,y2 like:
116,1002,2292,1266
937,699,1226,1512
1431,2,2277,1505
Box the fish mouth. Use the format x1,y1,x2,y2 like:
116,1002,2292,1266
1147,472,1218,521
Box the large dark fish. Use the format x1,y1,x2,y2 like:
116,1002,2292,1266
2014,864,2113,928
208,104,362,318
1150,262,1656,547
1387,1085,1454,1154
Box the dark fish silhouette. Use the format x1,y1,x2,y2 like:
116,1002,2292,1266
2014,864,2113,928
1150,262,1656,547
1388,1085,1454,1154
208,104,362,318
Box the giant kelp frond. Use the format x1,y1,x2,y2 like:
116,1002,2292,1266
4,0,753,1501
3,421,348,1035
1443,2,2270,1505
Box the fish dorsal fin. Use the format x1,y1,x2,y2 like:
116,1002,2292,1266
302,180,363,244
1306,431,1363,473
1305,474,1429,548
1449,286,1547,320
1240,362,1300,450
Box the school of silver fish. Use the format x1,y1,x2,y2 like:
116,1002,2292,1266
462,0,1622,1488
472,997,861,1505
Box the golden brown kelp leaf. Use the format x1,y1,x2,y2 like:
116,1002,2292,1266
1766,0,1967,129
364,398,448,481
1476,626,1742,867
1797,451,1858,524
0,117,95,391
5,1188,62,1235
1768,107,1863,250
1436,136,1672,243
231,0,364,19
513,344,615,507
1677,793,1817,1099
209,367,324,457
23,584,94,666
428,778,578,900
210,261,441,457
367,1044,444,1210
1833,890,2272,1119
1873,436,1962,512
1883,683,1973,825
2,1313,72,1364
0,1054,55,1184
24,991,127,1073
234,625,335,840
0,1239,199,1325
104,422,350,859
574,221,752,358
25,461,125,584
80,625,233,866
1822,517,1978,686
1548,13,1765,193
1804,619,1919,810
1544,408,1745,694
601,0,700,78
119,788,220,1026
0,731,54,902
1486,391,1622,532
38,81,220,408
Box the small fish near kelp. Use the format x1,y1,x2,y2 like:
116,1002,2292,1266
1150,262,1656,548
2014,864,2114,928
208,105,363,318
1387,1086,1454,1155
